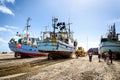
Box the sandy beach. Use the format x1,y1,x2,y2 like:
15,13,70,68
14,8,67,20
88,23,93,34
0,54,120,80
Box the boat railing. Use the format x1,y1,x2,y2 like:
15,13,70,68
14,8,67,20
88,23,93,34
9,38,17,44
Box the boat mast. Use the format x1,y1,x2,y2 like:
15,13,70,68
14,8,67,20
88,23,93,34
68,22,72,39
26,17,31,42
112,23,116,37
52,17,58,39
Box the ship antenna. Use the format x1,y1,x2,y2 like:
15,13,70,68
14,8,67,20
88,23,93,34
87,36,88,51
68,19,72,39
26,17,31,42
45,25,49,32
26,17,31,34
52,17,58,39
113,23,116,36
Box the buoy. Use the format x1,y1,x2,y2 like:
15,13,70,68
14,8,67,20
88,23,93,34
16,44,21,48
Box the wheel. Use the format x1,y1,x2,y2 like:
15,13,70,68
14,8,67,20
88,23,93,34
14,52,21,58
15,52,18,58
48,53,53,60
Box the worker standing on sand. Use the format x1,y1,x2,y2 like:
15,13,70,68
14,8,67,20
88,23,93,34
106,52,110,64
103,53,107,62
88,52,93,62
108,49,113,64
98,54,101,62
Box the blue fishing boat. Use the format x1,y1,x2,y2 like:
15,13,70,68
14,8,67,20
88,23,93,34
37,18,77,59
8,18,48,58
99,23,120,59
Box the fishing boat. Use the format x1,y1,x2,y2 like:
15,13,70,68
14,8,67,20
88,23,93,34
99,23,120,59
8,17,48,58
37,18,77,59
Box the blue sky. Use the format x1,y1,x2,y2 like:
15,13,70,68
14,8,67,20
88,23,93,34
0,0,120,52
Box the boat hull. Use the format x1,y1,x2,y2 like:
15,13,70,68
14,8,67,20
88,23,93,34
99,41,120,53
99,41,120,59
8,43,48,58
37,40,75,59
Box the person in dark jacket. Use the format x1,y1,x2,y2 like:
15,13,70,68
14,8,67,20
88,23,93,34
88,52,93,62
108,49,112,64
98,54,101,62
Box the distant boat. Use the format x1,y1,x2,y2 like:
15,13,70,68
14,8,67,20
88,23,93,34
8,17,48,58
37,17,77,59
99,23,120,59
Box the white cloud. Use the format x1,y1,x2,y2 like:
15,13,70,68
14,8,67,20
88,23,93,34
88,41,99,48
0,0,15,4
47,0,109,11
0,5,14,15
0,27,13,34
0,25,18,34
5,25,18,29
0,27,7,31
6,0,15,4
0,37,8,43
0,25,17,53
0,0,15,15
0,38,10,52
78,41,99,51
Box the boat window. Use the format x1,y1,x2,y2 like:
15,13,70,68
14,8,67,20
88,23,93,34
101,38,107,42
112,38,117,41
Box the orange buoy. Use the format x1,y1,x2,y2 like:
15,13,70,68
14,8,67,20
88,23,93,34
16,44,21,48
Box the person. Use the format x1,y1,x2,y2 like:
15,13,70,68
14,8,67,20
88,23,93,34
88,52,93,62
74,40,77,49
106,52,110,64
98,53,101,62
108,49,112,64
104,53,107,62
